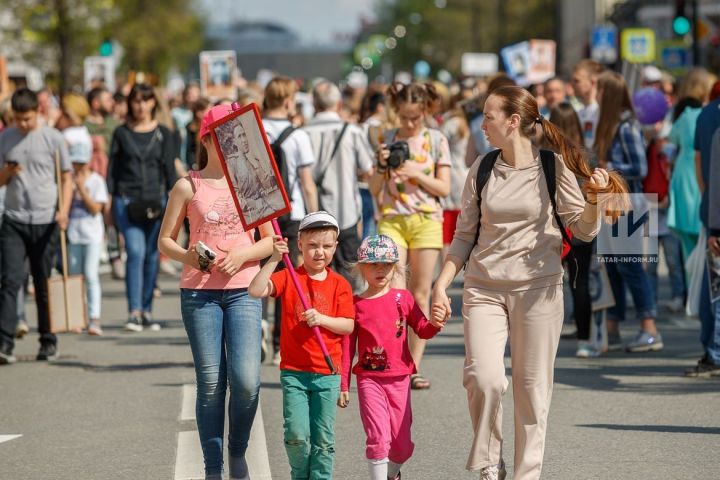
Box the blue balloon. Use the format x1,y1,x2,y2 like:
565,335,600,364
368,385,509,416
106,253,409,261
632,87,669,125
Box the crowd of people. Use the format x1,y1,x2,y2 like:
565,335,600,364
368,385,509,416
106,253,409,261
0,57,719,480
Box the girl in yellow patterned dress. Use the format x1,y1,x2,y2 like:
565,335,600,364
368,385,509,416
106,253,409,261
368,82,451,390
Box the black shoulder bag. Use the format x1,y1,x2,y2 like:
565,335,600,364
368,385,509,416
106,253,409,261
126,127,165,224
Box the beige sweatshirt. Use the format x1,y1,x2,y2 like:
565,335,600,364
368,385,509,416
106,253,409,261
448,151,600,292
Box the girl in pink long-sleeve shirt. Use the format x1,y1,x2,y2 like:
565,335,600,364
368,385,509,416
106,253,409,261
339,234,445,480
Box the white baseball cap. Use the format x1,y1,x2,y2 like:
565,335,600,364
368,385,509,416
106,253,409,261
298,211,339,232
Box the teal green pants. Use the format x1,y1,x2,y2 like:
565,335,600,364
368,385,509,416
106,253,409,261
280,369,340,480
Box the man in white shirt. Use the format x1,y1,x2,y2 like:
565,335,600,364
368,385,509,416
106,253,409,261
303,80,374,288
571,59,605,150
262,76,318,365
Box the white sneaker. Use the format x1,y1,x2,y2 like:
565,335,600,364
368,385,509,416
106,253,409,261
479,465,500,480
665,297,685,313
272,351,281,366
576,341,601,358
15,320,29,339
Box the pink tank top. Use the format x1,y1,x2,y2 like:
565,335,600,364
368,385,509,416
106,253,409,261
179,170,260,290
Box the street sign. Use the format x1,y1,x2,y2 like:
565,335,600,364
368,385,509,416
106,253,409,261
659,41,690,73
621,28,656,63
591,25,618,64
461,52,498,77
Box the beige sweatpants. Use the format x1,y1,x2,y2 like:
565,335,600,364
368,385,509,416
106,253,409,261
462,283,563,480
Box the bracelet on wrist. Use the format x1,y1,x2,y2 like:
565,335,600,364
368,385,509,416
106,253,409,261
587,198,598,205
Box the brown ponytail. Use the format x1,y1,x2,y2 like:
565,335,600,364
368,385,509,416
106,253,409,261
491,85,629,221
541,117,629,220
196,137,209,171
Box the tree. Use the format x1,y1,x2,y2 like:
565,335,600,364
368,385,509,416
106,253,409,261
110,0,205,80
4,0,113,92
1,0,204,92
364,0,558,77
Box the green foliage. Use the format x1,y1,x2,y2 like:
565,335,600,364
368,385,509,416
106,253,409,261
110,0,205,78
366,0,558,76
3,0,204,90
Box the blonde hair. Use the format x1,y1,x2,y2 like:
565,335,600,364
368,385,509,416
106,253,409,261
263,76,297,110
677,68,715,103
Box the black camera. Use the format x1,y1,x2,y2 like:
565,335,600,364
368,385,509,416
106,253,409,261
386,141,410,169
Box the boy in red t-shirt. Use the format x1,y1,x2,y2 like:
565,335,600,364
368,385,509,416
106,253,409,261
249,211,354,479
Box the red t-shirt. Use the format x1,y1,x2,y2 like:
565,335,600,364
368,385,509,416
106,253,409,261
271,266,355,374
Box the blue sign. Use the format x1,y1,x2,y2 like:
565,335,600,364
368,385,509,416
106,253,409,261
661,46,690,71
591,25,618,64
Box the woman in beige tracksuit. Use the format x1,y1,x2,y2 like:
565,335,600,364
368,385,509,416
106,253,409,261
431,86,628,480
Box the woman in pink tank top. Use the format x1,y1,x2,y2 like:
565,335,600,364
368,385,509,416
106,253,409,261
158,105,273,480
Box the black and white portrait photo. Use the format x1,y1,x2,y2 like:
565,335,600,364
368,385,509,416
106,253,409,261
212,106,289,229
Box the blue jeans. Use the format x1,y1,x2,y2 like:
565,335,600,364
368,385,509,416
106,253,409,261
180,288,262,476
646,233,686,301
68,242,102,319
112,196,162,313
699,265,720,364
606,258,657,322
360,187,376,238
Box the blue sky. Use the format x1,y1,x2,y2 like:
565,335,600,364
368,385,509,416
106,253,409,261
200,0,377,44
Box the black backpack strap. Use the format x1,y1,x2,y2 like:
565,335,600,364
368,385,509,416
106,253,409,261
315,122,349,188
275,126,295,147
540,149,573,246
472,149,502,247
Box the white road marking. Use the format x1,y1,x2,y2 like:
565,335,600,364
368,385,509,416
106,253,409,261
0,434,22,444
180,384,195,421
174,384,272,480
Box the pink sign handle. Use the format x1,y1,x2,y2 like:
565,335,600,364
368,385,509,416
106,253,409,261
271,219,336,374
228,102,335,374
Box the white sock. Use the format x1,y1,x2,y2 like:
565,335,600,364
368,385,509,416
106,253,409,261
368,457,388,480
387,461,403,478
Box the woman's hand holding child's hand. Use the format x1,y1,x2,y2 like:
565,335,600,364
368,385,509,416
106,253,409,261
430,303,449,328
338,391,350,408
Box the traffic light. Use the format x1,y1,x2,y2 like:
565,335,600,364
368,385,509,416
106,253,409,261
673,0,691,36
99,39,113,56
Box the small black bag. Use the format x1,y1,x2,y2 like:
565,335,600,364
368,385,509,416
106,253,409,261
127,198,163,224
125,128,165,225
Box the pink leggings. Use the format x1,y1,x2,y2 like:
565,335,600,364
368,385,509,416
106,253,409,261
357,375,414,463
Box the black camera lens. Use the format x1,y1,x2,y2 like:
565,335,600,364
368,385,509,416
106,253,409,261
386,141,410,169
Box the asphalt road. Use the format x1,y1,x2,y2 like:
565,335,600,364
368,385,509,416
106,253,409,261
1,272,719,479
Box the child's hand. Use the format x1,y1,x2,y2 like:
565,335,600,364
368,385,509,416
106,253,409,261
271,235,289,261
429,312,446,329
431,288,452,325
338,391,350,408
431,303,449,326
302,308,325,328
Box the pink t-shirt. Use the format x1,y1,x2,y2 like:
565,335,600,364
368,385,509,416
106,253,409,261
378,128,451,222
341,288,440,391
179,171,260,289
